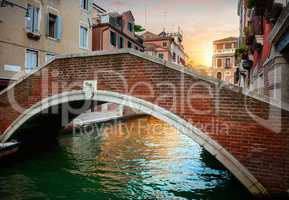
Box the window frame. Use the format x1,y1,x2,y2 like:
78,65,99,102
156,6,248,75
217,58,222,68
127,41,132,48
217,72,222,80
118,35,124,48
128,22,133,32
47,13,57,39
225,58,231,68
26,4,40,33
79,26,88,49
216,44,223,50
25,49,38,72
80,0,88,10
110,31,117,47
45,53,55,63
225,43,232,49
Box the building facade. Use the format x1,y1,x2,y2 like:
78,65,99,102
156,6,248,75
211,37,238,84
92,11,144,51
237,0,289,107
142,31,186,66
0,0,96,90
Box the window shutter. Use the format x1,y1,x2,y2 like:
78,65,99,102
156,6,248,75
34,8,40,33
56,16,62,40
87,0,93,14
46,14,50,36
26,6,33,31
84,28,88,48
80,27,83,48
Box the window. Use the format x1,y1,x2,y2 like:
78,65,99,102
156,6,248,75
110,31,116,47
217,59,222,67
216,44,223,50
116,17,122,27
234,57,238,66
135,46,139,51
127,41,132,48
217,72,222,80
118,36,124,48
225,58,231,68
47,14,62,39
25,49,38,71
45,53,55,63
128,22,133,32
80,26,88,49
158,53,164,59
80,0,88,10
48,14,56,38
163,42,167,47
173,52,176,62
225,43,232,49
4,65,21,72
26,4,40,33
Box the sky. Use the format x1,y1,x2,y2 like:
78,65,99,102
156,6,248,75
97,0,239,67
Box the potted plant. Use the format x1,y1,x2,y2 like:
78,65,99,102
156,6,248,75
235,45,249,61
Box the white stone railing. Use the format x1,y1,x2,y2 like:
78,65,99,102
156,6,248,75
213,48,235,55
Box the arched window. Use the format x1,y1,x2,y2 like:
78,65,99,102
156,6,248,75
217,72,222,80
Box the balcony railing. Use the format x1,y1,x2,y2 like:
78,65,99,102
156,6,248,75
213,48,235,55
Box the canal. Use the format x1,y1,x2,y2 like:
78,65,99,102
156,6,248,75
0,116,251,200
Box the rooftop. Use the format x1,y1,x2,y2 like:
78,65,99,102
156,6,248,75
213,37,238,43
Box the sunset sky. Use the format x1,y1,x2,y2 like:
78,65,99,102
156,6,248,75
98,0,239,67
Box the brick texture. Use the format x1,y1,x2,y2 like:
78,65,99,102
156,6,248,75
0,53,289,194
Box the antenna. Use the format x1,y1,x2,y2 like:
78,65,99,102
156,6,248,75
145,6,147,28
163,11,167,32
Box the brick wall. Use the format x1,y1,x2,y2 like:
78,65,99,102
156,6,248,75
0,53,288,194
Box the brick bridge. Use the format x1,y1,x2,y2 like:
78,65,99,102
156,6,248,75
0,50,288,196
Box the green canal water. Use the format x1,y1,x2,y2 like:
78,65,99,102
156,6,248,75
0,116,251,200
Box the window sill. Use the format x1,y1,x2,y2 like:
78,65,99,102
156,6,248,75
80,8,89,13
47,37,60,42
80,47,89,51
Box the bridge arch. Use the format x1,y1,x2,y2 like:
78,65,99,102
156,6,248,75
1,90,267,195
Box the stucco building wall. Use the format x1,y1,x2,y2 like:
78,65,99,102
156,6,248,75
0,0,93,82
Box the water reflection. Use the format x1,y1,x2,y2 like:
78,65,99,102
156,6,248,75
0,116,251,200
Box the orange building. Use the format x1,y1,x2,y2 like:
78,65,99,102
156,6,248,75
92,11,144,51
212,37,239,84
141,31,186,66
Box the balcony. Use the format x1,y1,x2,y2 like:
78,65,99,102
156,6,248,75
269,3,289,52
213,48,235,55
